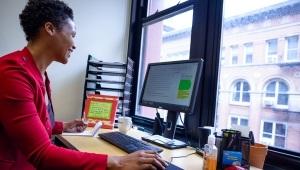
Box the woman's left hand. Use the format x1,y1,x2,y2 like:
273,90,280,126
63,119,87,132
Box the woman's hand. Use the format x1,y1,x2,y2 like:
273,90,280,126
63,119,87,132
107,150,168,170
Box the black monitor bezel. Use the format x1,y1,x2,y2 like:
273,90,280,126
139,59,203,115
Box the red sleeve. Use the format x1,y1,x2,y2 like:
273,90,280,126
0,69,108,169
52,121,63,134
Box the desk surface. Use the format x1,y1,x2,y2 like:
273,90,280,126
59,128,261,170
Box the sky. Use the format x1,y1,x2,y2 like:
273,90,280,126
224,0,288,18
163,0,288,29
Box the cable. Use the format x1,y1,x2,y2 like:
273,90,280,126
170,152,197,163
179,114,191,146
155,108,164,131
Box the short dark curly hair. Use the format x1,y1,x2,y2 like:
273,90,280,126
19,0,73,41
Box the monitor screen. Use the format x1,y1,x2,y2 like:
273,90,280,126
140,59,203,114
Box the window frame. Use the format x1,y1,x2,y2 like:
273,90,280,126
263,79,289,109
265,39,278,63
230,45,239,65
126,0,300,168
260,120,287,148
227,115,249,128
127,0,222,145
284,35,299,62
230,80,251,105
243,43,253,64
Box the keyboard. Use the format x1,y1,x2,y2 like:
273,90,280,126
98,131,163,153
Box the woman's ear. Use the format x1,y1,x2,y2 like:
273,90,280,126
44,22,56,36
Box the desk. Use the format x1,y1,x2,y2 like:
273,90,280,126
56,128,261,170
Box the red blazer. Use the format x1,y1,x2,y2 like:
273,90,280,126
0,48,107,170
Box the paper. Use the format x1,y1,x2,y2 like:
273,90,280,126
62,122,102,137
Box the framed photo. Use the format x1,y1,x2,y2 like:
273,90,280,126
84,94,118,129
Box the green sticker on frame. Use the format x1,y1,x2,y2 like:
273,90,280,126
88,101,112,119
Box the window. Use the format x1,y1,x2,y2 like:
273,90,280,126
264,79,289,108
129,0,300,168
231,46,238,65
231,80,250,103
266,39,278,63
220,47,225,65
136,9,193,119
216,0,300,161
260,121,287,148
244,43,253,64
228,115,249,128
147,0,188,16
285,35,299,62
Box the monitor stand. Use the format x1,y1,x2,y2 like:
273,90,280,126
141,111,187,149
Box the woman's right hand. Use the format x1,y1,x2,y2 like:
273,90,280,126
107,150,168,170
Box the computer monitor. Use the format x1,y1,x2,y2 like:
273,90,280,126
139,59,203,141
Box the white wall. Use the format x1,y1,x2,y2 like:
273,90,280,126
0,0,131,121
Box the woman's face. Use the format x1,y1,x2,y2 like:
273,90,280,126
52,18,76,64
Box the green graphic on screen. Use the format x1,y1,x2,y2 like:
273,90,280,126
177,79,192,99
88,101,112,119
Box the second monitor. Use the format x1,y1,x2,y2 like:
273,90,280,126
139,59,203,149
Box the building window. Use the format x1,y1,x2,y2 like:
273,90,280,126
228,115,249,128
260,121,287,148
231,80,250,103
266,39,278,63
263,79,289,108
220,47,225,65
285,35,299,61
231,46,238,65
244,43,253,64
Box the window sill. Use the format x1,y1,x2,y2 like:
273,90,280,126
229,102,250,107
263,105,288,110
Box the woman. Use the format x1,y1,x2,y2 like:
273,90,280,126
0,0,166,169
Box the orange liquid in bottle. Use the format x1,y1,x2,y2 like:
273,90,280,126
203,155,217,170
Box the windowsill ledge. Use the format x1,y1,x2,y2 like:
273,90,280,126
229,102,251,107
263,105,289,111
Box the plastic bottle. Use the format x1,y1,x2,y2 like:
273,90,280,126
203,128,218,170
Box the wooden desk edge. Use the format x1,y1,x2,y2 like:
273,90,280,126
54,135,78,151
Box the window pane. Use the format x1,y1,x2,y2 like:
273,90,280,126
232,82,241,101
286,35,299,61
266,82,275,97
232,92,240,101
275,136,285,148
235,82,241,91
136,10,193,119
246,54,252,64
244,43,253,64
276,123,286,135
147,0,188,16
287,35,298,49
263,122,273,133
278,94,288,105
242,92,250,102
267,39,277,55
231,117,238,125
232,56,238,64
231,46,238,64
287,50,297,60
240,118,248,126
216,0,300,152
279,82,288,92
263,133,272,138
221,48,226,65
